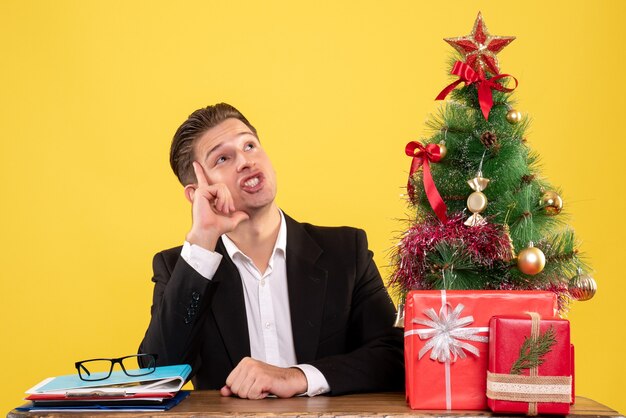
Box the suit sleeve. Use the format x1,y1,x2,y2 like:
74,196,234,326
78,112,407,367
138,251,217,375
308,229,405,395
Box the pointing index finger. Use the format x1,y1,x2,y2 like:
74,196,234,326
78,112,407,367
192,161,209,187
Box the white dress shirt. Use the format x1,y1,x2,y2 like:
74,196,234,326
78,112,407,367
180,211,330,396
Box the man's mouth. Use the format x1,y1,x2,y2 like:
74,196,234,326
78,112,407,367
244,177,260,188
240,173,264,192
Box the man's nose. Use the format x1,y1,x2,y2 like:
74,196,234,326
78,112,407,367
236,155,256,172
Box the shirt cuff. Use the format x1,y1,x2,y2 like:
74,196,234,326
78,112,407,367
293,364,330,396
181,241,223,279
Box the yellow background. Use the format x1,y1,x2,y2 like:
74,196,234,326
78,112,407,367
1,0,624,414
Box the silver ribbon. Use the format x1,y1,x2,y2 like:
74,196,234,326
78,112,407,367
410,303,489,362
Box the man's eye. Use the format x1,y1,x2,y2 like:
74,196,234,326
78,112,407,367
216,156,227,165
244,143,255,151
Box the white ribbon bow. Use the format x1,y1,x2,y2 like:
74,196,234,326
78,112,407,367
412,303,489,362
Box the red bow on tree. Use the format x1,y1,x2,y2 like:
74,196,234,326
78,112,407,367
435,61,518,120
405,141,447,222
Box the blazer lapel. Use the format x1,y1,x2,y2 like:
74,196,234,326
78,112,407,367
284,215,328,364
210,238,251,366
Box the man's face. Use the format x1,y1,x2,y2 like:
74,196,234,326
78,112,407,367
193,118,277,214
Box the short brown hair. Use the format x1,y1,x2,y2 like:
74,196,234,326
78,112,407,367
170,103,258,185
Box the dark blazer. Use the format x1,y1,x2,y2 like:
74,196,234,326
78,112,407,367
139,214,404,395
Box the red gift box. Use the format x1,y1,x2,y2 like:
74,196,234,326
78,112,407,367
487,314,572,415
404,290,557,410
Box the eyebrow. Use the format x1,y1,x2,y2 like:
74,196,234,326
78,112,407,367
204,143,224,162
203,132,258,162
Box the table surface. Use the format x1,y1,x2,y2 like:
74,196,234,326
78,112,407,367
8,392,623,418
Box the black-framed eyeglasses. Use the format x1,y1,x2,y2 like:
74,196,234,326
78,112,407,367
75,354,158,381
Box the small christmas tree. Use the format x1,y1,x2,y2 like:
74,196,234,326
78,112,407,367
390,12,597,313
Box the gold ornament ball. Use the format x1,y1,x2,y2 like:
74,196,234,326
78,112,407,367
568,273,597,301
517,246,546,275
467,191,488,213
540,191,563,215
506,109,522,124
438,143,447,159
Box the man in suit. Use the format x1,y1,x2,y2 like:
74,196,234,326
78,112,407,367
139,103,403,399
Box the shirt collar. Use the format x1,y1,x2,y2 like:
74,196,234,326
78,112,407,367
221,209,287,262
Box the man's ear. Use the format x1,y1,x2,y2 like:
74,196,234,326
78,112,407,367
184,184,197,204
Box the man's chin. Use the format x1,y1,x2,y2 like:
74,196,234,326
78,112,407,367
238,199,277,216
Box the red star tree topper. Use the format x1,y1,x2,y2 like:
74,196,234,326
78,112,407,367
445,12,515,77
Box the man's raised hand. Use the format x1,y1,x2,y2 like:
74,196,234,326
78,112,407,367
185,161,249,250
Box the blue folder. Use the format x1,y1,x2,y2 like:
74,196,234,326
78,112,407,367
32,364,192,393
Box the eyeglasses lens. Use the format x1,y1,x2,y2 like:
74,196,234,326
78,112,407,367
123,354,156,376
78,359,113,381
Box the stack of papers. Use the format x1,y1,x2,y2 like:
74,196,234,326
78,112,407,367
16,364,192,412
